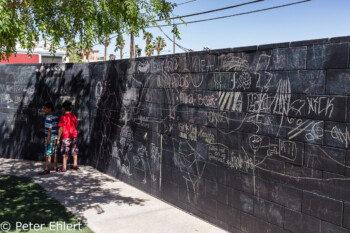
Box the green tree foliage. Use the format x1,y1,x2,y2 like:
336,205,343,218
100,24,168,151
0,0,178,61
67,48,82,63
109,53,115,60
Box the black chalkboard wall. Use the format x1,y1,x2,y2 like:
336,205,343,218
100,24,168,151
1,36,350,232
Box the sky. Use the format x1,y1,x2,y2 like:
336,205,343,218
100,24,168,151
94,0,350,59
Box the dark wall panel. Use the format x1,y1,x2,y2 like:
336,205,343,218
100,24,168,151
1,36,350,233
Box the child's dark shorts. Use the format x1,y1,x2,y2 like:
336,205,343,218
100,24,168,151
45,139,58,157
61,138,78,157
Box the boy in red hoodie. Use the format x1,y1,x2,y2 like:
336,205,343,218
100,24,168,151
57,101,79,172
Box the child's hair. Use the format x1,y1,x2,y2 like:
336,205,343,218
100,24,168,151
62,101,72,111
43,102,54,111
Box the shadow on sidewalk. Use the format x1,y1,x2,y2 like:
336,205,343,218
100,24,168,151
0,159,148,223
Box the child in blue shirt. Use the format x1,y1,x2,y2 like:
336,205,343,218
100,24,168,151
39,102,59,175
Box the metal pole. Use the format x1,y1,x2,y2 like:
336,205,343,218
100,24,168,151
173,33,175,54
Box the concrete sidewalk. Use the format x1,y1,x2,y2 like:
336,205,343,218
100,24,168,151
0,158,226,233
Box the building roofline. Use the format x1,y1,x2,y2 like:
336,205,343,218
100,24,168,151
15,51,66,57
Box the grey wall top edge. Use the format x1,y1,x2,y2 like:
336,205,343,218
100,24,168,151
1,35,349,66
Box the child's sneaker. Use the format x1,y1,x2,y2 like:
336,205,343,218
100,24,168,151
51,168,59,172
58,167,67,173
70,165,79,170
38,170,50,175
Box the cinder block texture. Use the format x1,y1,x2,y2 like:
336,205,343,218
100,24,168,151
1,36,350,232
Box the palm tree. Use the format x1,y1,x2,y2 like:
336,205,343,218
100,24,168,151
154,36,166,56
84,49,91,62
143,32,153,47
104,37,110,61
145,44,154,57
117,39,125,59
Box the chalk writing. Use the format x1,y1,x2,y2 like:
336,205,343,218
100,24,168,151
179,91,218,108
192,56,215,72
207,111,229,126
198,128,215,144
268,139,298,161
164,57,179,73
306,96,334,118
208,145,228,164
330,125,350,148
247,93,270,113
226,151,254,171
157,73,190,89
178,123,198,141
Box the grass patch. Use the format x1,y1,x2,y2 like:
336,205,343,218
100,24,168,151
0,175,93,232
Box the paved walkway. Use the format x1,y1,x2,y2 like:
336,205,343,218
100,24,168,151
0,158,226,233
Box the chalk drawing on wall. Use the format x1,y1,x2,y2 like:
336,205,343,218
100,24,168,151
114,125,133,176
218,91,243,112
